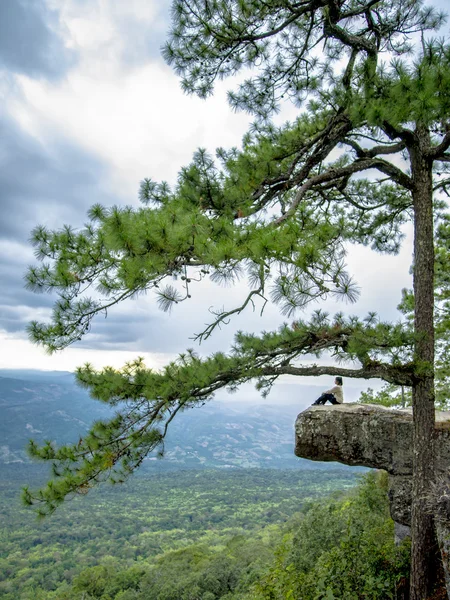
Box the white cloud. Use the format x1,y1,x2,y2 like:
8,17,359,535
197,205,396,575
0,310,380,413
11,63,252,200
0,329,173,372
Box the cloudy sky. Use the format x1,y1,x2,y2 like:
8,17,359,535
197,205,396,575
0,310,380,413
0,0,447,403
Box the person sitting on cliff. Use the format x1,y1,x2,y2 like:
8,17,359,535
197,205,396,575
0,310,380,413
312,377,344,405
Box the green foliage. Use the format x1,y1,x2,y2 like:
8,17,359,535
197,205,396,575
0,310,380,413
71,563,145,599
3,469,408,600
163,0,444,119
1,468,358,600
251,472,410,600
359,383,411,409
363,212,450,411
361,43,450,129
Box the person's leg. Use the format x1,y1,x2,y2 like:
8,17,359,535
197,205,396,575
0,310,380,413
328,396,340,405
320,393,337,404
312,394,327,405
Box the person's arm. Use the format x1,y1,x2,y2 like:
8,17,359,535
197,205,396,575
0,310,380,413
324,385,339,395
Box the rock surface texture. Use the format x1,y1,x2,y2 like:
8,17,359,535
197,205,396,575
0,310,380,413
295,404,450,481
295,403,450,595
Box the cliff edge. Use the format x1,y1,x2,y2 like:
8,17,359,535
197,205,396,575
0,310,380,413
295,403,450,593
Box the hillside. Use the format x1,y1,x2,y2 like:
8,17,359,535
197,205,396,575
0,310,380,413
0,468,370,600
0,370,339,470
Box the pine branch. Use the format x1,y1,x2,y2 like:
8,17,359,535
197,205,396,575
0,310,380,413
263,363,414,386
343,138,406,159
275,156,412,225
28,104,419,351
428,130,450,160
193,284,267,343
381,120,415,145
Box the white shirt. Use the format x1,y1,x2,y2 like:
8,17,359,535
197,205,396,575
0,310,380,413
324,385,344,403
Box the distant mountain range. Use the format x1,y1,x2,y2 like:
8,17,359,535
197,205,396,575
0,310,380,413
0,370,347,471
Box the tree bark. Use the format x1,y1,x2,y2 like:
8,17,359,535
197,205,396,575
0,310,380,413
435,521,450,598
409,127,439,599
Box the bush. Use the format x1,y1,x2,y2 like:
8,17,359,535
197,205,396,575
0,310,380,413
252,472,410,600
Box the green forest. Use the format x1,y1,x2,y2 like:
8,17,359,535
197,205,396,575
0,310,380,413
1,467,410,599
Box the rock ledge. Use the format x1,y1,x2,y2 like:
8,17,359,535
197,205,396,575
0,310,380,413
295,403,450,525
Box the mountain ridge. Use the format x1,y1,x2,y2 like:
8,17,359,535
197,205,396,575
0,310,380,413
0,370,347,471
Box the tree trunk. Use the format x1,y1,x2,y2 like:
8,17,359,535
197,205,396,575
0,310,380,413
409,128,439,599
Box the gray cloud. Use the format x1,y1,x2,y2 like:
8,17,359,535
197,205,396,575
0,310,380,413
0,0,76,79
77,311,163,351
0,114,264,353
0,306,31,334
0,114,122,336
75,287,286,356
0,115,120,239
0,260,54,310
0,113,200,351
0,0,204,355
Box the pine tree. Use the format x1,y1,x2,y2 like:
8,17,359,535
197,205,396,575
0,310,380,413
362,217,450,410
23,1,450,596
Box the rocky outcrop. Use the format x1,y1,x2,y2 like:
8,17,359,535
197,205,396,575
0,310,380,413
295,404,450,479
295,404,450,522
295,403,450,596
